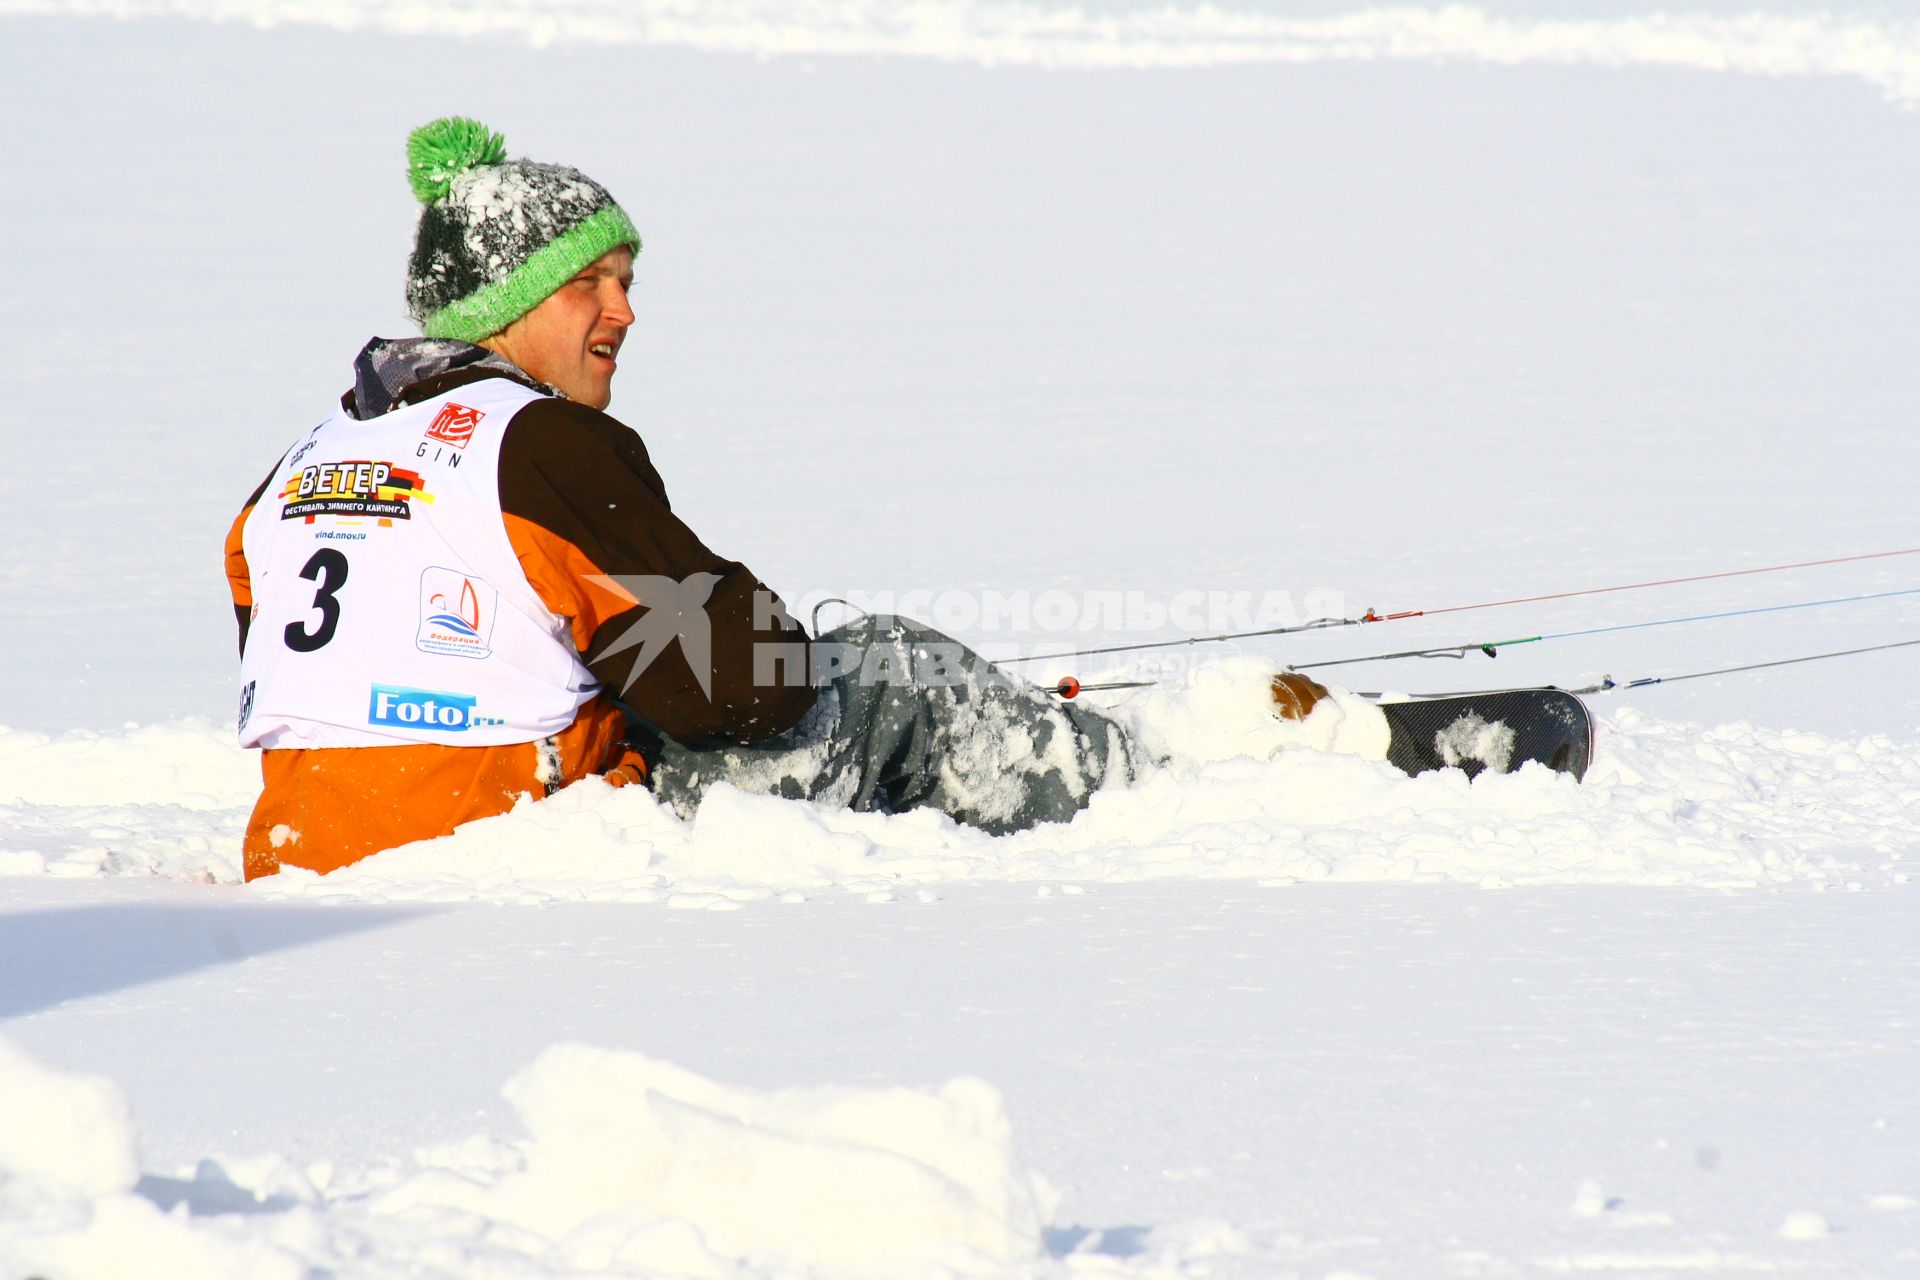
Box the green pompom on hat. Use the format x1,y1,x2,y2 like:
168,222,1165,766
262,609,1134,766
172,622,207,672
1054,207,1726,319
406,117,507,203
403,117,641,343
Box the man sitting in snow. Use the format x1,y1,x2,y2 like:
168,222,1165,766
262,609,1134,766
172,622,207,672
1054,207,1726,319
226,118,1263,879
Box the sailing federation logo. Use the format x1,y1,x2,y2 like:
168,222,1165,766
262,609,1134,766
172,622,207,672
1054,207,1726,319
424,402,484,448
417,567,496,659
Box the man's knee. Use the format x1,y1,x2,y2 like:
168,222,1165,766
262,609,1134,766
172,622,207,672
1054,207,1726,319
819,612,946,648
814,614,972,690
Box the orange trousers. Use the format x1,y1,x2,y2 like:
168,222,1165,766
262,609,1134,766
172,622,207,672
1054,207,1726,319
242,699,645,880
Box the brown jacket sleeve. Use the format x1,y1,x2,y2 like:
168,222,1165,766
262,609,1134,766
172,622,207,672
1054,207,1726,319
498,397,816,746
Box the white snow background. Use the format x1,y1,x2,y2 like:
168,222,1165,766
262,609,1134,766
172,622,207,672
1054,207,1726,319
1,1,1918,1277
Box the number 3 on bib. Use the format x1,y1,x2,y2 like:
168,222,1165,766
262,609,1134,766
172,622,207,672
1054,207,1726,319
285,547,349,653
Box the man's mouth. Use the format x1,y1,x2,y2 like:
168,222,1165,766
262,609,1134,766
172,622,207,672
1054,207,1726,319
589,342,617,364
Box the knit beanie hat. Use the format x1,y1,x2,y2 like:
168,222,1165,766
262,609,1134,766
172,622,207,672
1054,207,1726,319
403,117,641,343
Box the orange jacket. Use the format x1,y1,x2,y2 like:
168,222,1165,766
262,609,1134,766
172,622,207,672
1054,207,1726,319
227,356,814,879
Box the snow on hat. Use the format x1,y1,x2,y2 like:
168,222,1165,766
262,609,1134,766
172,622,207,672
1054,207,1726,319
403,117,641,343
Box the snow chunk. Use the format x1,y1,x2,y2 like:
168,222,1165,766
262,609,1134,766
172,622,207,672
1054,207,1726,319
1569,1178,1609,1218
1433,710,1517,774
0,1037,304,1280
1118,656,1389,766
0,1035,138,1196
473,1045,1048,1275
1,1195,305,1280
1777,1210,1829,1240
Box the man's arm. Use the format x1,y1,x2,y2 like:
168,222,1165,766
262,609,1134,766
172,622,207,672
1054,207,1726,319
498,399,817,745
224,465,280,656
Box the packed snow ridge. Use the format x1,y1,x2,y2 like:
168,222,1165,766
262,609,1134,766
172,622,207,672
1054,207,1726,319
9,0,1920,103
0,1034,1064,1279
1,660,1913,902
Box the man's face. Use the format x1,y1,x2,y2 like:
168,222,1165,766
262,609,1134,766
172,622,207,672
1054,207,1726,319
483,246,635,409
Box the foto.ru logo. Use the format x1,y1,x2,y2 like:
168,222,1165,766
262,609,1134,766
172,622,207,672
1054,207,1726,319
367,684,504,732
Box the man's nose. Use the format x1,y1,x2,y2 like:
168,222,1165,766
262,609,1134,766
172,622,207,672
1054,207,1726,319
606,285,635,327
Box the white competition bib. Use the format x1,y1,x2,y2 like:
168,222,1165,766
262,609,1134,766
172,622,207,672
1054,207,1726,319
237,380,599,749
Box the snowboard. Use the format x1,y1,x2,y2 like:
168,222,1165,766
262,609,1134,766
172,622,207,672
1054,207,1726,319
1376,689,1593,782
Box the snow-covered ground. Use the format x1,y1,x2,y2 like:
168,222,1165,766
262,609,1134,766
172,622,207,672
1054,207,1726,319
2,2,1917,1276
6,874,1918,1278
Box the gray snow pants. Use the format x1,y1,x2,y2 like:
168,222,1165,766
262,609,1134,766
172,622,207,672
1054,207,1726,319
646,616,1135,834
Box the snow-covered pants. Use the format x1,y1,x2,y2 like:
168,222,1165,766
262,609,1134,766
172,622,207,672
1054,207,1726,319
646,615,1135,834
